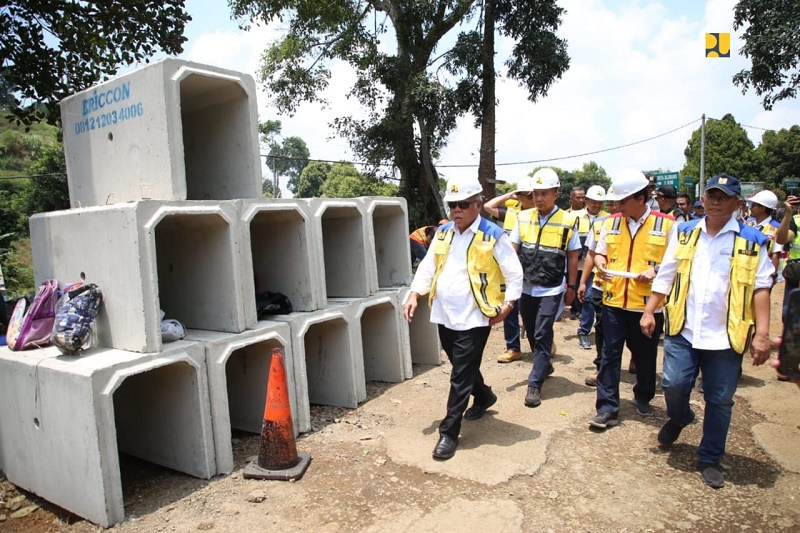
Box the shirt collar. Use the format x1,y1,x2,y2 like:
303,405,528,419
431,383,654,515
699,214,740,235
464,214,482,234
539,205,559,218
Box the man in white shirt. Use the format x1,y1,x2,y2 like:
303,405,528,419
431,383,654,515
404,175,523,461
641,173,772,489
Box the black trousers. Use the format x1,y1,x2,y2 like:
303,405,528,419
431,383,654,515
437,324,492,440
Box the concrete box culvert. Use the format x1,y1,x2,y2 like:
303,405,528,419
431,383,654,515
397,287,442,366
309,199,373,299
185,323,296,475
30,201,252,353
272,310,362,433
0,342,215,528
236,199,325,320
60,58,261,208
360,197,413,289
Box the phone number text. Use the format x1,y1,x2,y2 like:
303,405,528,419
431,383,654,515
73,102,145,136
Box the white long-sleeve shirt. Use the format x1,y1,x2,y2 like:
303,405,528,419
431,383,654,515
651,216,774,350
409,216,523,331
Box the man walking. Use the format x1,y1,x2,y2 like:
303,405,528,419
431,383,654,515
576,185,609,350
404,175,522,460
589,169,675,429
641,174,772,488
656,184,687,223
511,168,580,408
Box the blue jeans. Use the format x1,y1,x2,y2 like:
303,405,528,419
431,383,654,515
519,293,561,389
503,300,520,352
662,334,742,464
578,272,596,335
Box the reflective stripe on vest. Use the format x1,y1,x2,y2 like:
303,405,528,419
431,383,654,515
518,208,576,288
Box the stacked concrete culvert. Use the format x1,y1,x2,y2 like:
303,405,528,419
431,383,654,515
0,58,441,526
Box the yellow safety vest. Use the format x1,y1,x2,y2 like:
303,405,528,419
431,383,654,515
601,212,673,310
429,218,506,318
665,220,768,355
746,216,780,255
502,200,522,234
517,207,577,288
789,215,800,260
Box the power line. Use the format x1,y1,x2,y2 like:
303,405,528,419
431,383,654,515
0,172,66,180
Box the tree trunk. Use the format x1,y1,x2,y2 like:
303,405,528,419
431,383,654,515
477,0,496,200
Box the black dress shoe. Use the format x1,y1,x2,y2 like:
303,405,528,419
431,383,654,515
432,435,458,460
464,389,498,420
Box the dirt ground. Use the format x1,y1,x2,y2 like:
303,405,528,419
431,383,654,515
2,289,800,532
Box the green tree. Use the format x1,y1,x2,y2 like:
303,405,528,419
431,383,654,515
528,162,610,210
232,0,568,227
681,114,761,185
733,0,800,110
259,120,310,195
754,125,800,198
262,178,275,198
1,1,190,127
296,161,331,198
320,162,398,198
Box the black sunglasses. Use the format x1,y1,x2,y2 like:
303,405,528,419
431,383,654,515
447,200,475,210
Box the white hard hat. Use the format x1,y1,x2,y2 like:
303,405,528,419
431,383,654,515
516,175,535,193
531,168,560,190
605,169,650,201
748,190,779,210
444,175,483,202
586,185,606,201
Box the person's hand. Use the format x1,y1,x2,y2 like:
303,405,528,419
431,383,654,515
750,333,770,366
402,292,419,323
635,267,657,283
577,283,587,303
640,312,656,338
784,196,800,212
489,303,513,326
596,265,613,283
770,337,800,389
564,287,575,307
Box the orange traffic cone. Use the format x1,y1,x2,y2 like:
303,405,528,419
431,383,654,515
243,347,311,481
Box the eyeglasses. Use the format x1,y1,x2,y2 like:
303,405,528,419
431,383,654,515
447,200,476,210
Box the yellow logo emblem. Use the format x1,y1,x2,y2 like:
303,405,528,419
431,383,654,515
450,184,458,193
718,177,728,184
536,177,543,184
705,33,730,58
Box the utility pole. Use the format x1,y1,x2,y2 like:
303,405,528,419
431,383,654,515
699,113,706,195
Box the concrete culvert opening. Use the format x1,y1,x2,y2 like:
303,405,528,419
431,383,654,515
371,203,409,287
113,362,210,484
250,208,314,311
360,302,403,383
320,206,367,298
179,73,255,201
304,318,354,407
155,213,238,332
225,338,286,435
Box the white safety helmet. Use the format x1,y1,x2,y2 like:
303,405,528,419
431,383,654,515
586,185,606,201
531,168,560,190
444,175,483,202
748,190,779,210
515,175,536,193
605,169,650,201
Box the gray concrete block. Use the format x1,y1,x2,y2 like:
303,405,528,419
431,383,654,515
236,199,325,320
30,200,254,353
308,199,373,298
185,322,295,475
271,309,362,433
359,197,413,289
60,58,261,208
0,341,215,527
398,287,442,366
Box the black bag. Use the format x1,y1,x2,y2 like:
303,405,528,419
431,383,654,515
784,259,800,285
255,291,292,316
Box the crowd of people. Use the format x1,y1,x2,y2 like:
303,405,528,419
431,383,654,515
403,168,793,490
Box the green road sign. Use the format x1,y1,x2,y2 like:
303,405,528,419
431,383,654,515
655,172,679,188
683,176,695,188
786,178,800,189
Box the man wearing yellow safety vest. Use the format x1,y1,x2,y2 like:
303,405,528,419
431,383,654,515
588,169,675,429
510,168,581,408
745,190,781,287
484,176,536,363
641,174,772,489
403,175,523,461
774,194,800,321
575,185,609,350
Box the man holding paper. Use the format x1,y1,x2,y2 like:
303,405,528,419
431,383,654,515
588,169,675,429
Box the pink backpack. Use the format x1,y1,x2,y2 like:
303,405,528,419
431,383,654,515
6,279,61,351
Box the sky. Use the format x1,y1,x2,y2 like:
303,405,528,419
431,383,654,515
171,0,800,192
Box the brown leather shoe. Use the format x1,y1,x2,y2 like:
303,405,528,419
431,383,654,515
497,350,522,363
585,374,597,387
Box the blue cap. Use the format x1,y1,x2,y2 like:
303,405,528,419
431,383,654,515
694,200,703,208
706,173,741,196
